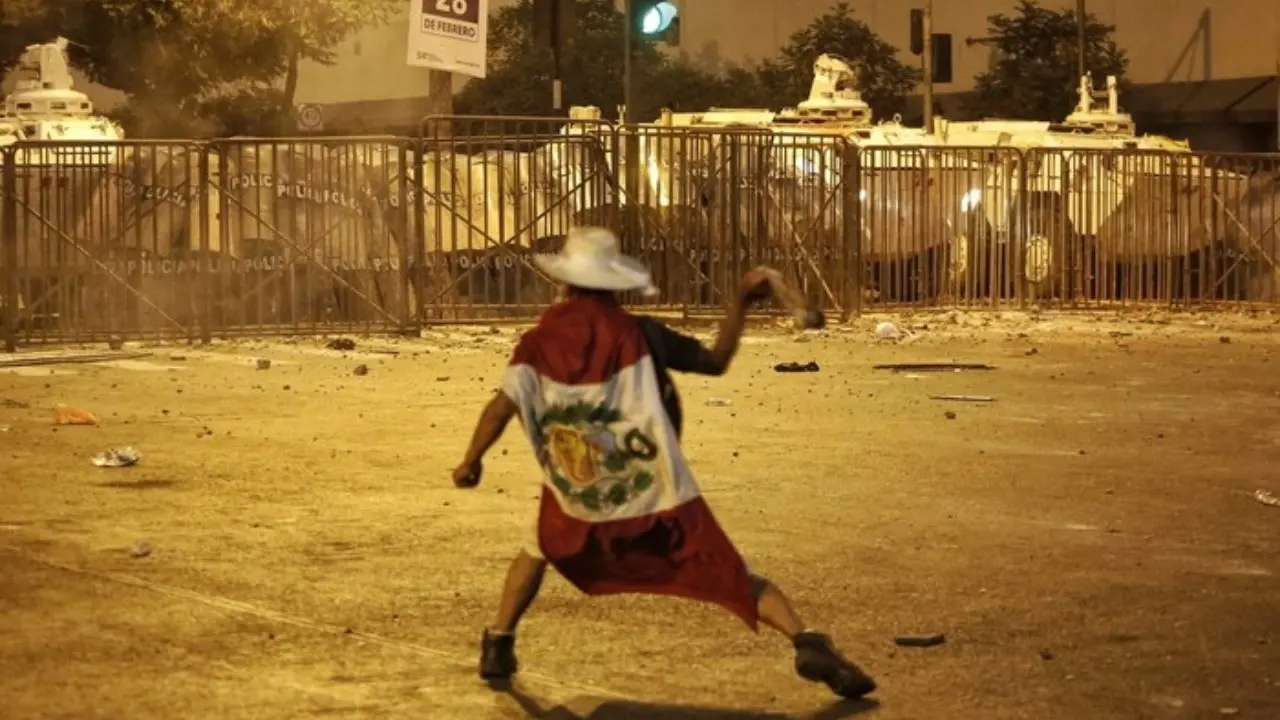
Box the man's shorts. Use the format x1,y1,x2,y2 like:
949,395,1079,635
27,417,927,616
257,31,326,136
522,515,756,577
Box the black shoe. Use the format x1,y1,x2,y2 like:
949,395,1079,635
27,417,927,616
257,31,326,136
794,631,877,699
479,629,518,680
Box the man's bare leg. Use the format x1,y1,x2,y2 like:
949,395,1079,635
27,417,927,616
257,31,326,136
495,551,547,632
752,575,807,638
481,551,547,680
751,575,878,699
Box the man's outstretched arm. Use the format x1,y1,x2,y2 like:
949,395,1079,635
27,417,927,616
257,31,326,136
454,391,519,486
671,267,772,376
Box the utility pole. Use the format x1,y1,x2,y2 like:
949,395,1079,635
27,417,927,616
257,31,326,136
621,0,640,243
623,0,634,123
922,0,933,132
1076,0,1087,80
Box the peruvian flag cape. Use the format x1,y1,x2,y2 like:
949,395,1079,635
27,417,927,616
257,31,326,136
502,296,758,629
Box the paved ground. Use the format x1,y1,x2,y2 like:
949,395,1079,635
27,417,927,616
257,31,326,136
1,309,1279,719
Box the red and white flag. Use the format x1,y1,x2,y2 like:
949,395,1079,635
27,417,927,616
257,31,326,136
502,296,758,628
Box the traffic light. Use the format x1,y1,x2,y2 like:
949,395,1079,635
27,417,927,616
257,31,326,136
910,9,924,55
632,1,680,46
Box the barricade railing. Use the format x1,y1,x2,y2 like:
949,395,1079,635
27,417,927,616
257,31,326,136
2,126,1277,349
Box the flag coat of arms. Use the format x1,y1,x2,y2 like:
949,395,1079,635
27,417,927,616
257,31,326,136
502,297,758,628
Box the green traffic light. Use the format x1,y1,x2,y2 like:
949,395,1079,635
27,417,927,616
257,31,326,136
640,1,677,35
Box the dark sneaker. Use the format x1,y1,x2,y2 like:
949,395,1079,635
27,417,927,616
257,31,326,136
479,629,518,680
793,631,877,699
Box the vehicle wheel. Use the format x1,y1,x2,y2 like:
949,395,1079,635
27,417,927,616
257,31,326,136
1016,203,1074,301
949,215,995,300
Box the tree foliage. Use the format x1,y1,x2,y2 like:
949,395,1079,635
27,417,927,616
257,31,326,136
0,0,398,136
454,0,678,120
456,0,918,121
751,3,921,118
967,0,1128,121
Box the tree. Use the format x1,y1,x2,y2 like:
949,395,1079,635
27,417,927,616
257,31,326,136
0,1,398,136
967,0,1128,121
752,3,921,118
455,0,680,120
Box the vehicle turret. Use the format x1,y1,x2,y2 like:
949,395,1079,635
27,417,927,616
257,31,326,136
0,37,124,147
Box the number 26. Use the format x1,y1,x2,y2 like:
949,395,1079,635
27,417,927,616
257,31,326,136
435,0,468,14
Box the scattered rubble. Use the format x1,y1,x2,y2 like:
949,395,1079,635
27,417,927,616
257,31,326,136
874,321,902,341
326,338,357,351
774,361,820,373
894,633,946,648
53,404,98,426
92,447,139,468
874,363,995,373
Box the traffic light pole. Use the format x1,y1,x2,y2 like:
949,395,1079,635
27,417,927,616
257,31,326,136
922,0,933,132
623,0,634,123
621,0,640,247
1076,0,1086,80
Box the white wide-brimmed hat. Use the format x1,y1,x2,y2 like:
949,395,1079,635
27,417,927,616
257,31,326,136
535,226,658,296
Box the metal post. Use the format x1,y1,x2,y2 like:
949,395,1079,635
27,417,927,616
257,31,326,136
429,70,452,117
1077,0,1087,80
552,46,564,111
622,0,641,242
551,0,564,111
923,0,934,132
2,149,18,352
623,0,634,123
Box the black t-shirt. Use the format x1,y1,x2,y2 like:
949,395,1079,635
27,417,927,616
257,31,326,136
635,315,707,439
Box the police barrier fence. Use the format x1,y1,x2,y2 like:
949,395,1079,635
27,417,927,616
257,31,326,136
1,123,1278,348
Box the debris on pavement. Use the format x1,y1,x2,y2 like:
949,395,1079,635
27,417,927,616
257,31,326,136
874,363,995,373
353,364,369,376
705,398,732,407
130,541,153,558
874,321,902,341
326,338,357,351
1254,489,1280,508
930,394,996,403
0,351,151,370
53,404,98,426
774,361,820,373
92,447,140,468
894,633,946,648
944,410,957,420
255,358,271,370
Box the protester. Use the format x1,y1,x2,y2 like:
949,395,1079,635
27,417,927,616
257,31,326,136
453,226,876,699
